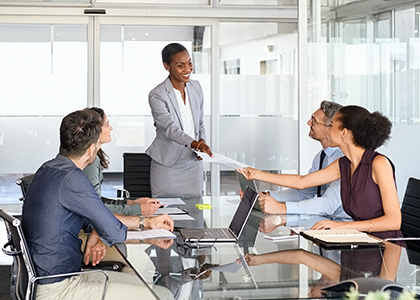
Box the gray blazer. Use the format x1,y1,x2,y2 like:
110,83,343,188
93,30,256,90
146,77,206,167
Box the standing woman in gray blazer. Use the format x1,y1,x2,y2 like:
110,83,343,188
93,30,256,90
146,43,213,198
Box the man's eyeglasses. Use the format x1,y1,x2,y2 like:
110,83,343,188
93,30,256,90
311,115,331,127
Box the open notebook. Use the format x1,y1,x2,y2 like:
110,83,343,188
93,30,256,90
180,187,258,243
300,229,384,249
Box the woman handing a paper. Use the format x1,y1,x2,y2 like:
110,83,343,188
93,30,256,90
146,43,212,198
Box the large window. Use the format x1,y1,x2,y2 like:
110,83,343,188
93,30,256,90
0,22,88,174
219,22,298,193
308,1,420,200
0,21,89,203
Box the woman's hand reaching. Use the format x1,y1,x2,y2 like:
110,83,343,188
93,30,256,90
237,167,259,181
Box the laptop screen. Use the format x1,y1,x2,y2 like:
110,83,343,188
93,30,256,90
229,187,258,239
236,170,258,192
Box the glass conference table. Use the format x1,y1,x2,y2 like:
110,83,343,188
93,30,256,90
114,196,420,300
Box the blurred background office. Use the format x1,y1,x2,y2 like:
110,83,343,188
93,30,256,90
0,0,419,204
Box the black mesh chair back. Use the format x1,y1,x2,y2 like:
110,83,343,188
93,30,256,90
123,153,152,198
0,209,109,300
15,174,35,201
1,212,30,300
401,177,420,253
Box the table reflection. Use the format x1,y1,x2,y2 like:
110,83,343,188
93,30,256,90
115,195,420,300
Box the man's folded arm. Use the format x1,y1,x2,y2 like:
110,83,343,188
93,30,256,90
285,180,343,215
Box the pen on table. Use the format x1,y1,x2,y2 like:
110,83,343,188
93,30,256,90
177,207,188,213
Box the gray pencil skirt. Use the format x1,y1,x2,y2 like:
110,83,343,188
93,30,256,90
150,151,204,198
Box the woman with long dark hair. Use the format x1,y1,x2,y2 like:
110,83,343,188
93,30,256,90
84,107,161,216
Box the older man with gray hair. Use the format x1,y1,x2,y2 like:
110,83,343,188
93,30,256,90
258,101,350,219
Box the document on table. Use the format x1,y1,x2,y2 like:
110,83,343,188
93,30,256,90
195,152,250,169
226,199,240,205
126,229,176,240
157,198,186,207
169,214,195,221
154,207,187,215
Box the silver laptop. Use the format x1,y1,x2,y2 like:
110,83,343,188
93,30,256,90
236,170,262,211
180,187,258,243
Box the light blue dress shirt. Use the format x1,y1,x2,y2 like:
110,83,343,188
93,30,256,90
270,147,351,219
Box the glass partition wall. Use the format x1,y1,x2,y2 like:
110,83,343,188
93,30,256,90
0,4,299,203
1,0,420,203
308,0,420,200
0,18,90,203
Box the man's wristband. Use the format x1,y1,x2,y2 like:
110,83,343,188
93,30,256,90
139,215,145,230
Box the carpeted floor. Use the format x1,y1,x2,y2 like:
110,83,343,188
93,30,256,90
0,264,12,300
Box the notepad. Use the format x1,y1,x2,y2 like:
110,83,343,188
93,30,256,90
300,229,383,249
126,229,176,240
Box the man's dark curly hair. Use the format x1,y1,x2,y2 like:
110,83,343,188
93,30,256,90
59,110,102,158
336,105,392,150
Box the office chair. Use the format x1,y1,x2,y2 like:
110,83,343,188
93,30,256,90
15,174,35,201
14,175,126,273
0,209,109,300
123,153,152,198
400,177,420,253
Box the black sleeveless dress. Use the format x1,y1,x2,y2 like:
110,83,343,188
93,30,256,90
339,149,404,241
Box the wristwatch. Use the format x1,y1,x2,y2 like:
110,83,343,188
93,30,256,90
139,215,145,230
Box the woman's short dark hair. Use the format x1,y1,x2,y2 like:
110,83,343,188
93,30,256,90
86,107,110,169
59,110,102,158
162,43,188,65
336,105,392,150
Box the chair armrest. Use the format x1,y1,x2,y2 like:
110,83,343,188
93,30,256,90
2,240,21,256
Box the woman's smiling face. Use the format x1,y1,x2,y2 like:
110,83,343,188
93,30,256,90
164,50,193,85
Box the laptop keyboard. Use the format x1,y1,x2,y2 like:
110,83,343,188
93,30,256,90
203,228,232,239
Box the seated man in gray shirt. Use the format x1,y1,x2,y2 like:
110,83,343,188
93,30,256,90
258,101,350,219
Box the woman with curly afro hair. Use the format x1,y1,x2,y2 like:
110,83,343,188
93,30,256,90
239,105,404,242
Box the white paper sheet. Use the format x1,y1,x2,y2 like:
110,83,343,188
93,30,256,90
226,199,240,205
126,229,176,240
157,198,186,207
168,214,195,221
195,152,250,169
154,207,187,215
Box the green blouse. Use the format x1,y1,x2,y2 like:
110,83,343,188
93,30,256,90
83,156,142,215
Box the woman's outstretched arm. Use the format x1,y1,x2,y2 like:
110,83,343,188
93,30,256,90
238,159,341,190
